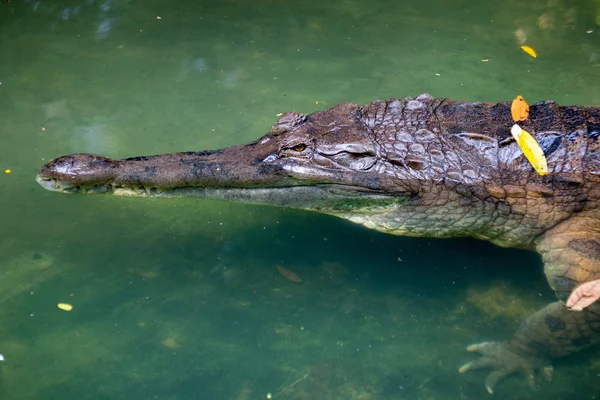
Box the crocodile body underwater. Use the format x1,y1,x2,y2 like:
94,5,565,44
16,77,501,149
37,93,600,394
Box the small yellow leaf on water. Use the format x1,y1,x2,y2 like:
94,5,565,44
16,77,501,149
520,45,537,58
511,95,530,122
57,303,73,311
511,124,548,176
4,169,10,174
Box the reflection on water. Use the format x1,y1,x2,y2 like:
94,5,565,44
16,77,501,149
1,0,599,399
40,99,121,154
95,17,112,40
22,0,119,40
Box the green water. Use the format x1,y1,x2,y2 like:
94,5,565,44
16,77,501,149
1,0,600,398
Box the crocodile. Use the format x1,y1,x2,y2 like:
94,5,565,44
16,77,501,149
36,93,600,394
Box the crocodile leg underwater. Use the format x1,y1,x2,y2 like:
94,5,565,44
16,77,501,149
37,94,600,393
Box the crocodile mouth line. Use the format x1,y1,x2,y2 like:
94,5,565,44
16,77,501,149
36,175,114,194
36,175,185,196
36,173,403,215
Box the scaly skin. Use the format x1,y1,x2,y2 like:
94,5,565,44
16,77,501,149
36,94,600,393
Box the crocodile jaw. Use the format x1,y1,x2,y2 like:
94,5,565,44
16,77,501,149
36,150,406,219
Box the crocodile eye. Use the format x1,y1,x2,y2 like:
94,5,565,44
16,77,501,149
292,143,306,152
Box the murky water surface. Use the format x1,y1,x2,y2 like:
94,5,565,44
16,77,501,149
1,0,599,399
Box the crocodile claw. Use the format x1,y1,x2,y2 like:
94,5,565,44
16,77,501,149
459,341,552,394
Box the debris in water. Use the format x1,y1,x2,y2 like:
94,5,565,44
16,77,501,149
520,45,537,58
57,303,73,311
276,265,302,283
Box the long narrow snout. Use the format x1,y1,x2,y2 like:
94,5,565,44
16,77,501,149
36,141,292,196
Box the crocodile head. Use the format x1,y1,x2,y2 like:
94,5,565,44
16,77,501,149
36,102,412,222
38,95,576,245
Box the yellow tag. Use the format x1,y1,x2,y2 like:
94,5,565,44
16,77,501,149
520,45,537,58
4,169,10,174
511,124,548,176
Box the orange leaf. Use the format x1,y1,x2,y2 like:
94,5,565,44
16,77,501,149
511,95,530,122
566,279,600,311
276,265,302,283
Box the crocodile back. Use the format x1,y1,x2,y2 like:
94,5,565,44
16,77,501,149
357,94,600,247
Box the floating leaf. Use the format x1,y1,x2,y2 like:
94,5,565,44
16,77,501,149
57,303,73,311
520,45,537,58
276,265,302,283
511,124,548,176
511,95,530,122
566,279,600,311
